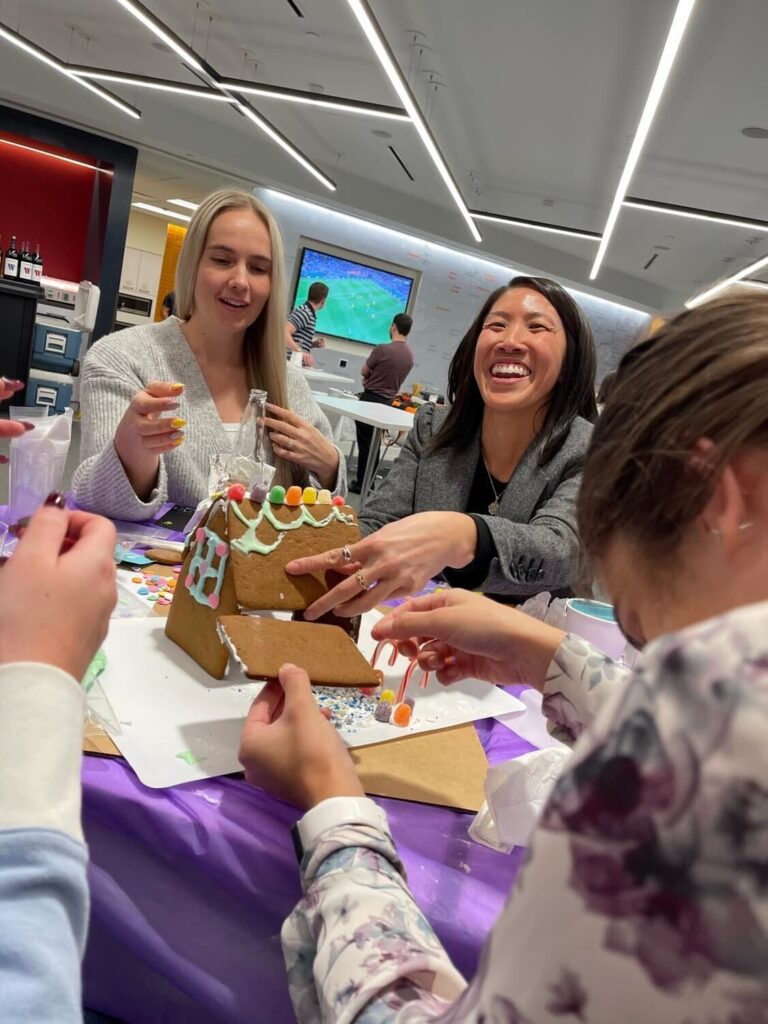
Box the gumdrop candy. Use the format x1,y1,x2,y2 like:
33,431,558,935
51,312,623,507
285,485,302,506
331,495,345,506
302,486,317,505
374,701,392,723
380,689,395,704
392,702,412,727
268,485,286,504
317,489,332,504
207,593,220,609
251,483,268,504
227,483,246,501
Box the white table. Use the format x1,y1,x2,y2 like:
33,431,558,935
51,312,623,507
299,367,355,391
314,395,414,501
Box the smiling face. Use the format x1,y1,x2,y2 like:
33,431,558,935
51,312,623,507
192,207,273,340
473,287,567,418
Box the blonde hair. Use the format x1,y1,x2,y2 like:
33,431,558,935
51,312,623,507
579,289,768,560
175,187,299,487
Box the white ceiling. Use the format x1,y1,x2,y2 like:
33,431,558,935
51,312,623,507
1,0,767,310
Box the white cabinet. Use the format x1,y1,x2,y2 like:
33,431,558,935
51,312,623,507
119,247,141,293
119,247,163,302
136,251,162,297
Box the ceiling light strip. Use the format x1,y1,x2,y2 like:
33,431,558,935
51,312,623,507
132,202,192,222
344,0,481,243
0,137,113,174
589,0,697,280
623,196,768,233
68,67,230,100
233,102,336,190
167,199,199,210
110,0,203,72
471,210,600,241
220,78,409,120
686,252,768,307
0,24,141,119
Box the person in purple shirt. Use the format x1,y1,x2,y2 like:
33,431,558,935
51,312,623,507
350,312,414,493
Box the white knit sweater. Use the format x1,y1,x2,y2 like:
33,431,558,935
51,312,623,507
72,317,345,521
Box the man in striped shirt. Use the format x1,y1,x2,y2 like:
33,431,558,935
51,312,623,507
285,282,329,367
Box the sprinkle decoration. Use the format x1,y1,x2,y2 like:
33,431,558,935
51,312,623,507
313,687,378,732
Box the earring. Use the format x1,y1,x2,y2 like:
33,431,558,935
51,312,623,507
708,521,754,538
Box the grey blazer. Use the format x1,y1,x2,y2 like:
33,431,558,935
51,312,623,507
359,403,594,597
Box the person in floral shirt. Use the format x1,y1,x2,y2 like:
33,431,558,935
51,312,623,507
239,289,768,1022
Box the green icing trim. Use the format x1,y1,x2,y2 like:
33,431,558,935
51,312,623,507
230,500,354,556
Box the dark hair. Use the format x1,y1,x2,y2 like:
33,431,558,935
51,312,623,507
162,291,175,314
430,275,597,465
596,369,617,408
578,289,768,560
307,281,329,304
392,313,413,336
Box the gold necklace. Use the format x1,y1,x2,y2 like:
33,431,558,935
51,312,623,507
482,453,505,516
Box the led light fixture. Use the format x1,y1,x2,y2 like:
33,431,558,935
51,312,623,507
132,202,192,222
0,24,141,119
471,210,599,241
686,252,768,307
111,0,204,72
344,0,481,243
590,0,697,280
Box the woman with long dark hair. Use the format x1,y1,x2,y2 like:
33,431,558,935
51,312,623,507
288,275,597,614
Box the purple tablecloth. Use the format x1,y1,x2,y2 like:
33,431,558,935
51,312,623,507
82,716,536,1024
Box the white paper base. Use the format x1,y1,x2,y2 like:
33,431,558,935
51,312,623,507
99,612,523,789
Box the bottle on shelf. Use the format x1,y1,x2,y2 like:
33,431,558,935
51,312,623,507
19,241,34,283
32,241,43,283
3,235,19,280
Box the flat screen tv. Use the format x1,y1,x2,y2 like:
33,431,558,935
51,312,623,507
290,240,419,346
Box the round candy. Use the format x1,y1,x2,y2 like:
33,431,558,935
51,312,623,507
374,701,392,723
195,528,206,543
380,689,395,704
358,686,377,697
131,576,143,584
227,483,246,502
317,489,332,505
147,585,158,593
172,566,182,574
392,703,412,727
147,594,158,603
207,593,220,609
215,542,228,557
302,486,317,505
268,485,286,504
251,483,268,504
184,574,194,588
137,587,149,596
331,495,345,507
157,597,171,606
285,485,302,506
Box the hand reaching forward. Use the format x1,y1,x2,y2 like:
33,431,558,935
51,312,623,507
239,663,364,810
373,589,565,692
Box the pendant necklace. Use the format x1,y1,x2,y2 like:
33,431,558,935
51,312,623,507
482,453,505,516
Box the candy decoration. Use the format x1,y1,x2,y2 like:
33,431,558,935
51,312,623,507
251,483,268,504
302,486,317,505
371,640,399,671
392,702,412,727
215,542,228,557
374,669,384,686
403,696,415,710
285,485,302,506
331,495,345,507
374,701,392,723
317,489,332,505
358,686,378,697
395,660,430,704
207,593,220,609
380,689,396,704
227,483,246,502
268,485,286,504
195,528,206,543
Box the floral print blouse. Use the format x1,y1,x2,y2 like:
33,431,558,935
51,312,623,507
282,600,768,1022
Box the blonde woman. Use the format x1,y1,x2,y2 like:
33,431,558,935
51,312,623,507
73,189,344,521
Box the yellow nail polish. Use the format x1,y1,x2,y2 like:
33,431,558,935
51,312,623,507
170,418,186,429
171,438,184,447
170,382,184,394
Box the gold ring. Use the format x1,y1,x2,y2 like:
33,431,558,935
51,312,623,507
342,545,352,562
355,569,371,592
285,439,293,452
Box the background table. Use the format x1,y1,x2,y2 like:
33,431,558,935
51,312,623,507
299,366,355,391
314,395,414,500
82,711,535,1024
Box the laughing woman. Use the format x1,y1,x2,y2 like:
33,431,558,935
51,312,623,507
73,188,344,521
290,276,597,617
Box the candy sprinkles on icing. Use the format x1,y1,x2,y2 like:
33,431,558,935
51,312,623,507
229,485,355,556
185,526,230,609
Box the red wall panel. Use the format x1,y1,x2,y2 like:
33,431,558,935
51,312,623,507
0,131,113,282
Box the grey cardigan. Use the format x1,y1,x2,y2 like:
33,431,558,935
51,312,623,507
359,403,593,597
72,317,345,521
